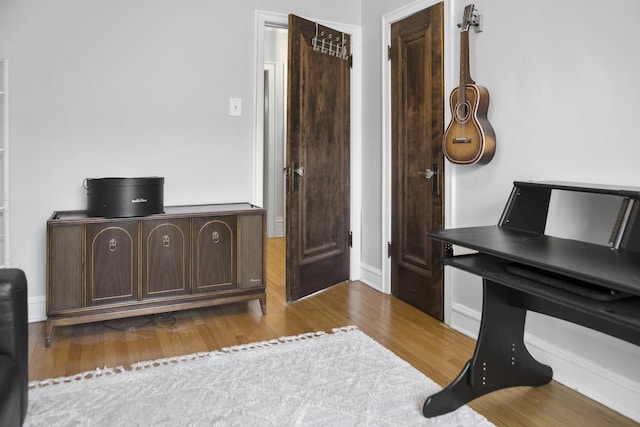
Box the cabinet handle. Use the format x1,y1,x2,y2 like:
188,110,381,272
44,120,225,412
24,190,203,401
162,235,170,248
212,231,220,244
108,238,117,252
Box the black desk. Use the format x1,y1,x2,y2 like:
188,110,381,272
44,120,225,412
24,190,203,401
422,181,640,418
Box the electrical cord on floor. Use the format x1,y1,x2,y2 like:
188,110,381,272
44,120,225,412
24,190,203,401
103,317,153,331
152,313,177,328
103,313,177,331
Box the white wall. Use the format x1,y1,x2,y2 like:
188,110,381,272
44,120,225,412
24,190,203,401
360,0,640,421
0,0,360,316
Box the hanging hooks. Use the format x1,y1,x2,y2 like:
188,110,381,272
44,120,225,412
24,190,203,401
311,22,350,60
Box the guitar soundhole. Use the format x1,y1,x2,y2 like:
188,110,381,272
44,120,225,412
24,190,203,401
455,102,470,122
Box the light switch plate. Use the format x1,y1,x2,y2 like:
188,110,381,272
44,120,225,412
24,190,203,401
229,98,242,116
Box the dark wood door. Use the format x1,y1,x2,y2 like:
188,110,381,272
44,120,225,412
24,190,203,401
85,221,139,306
192,216,236,293
141,218,190,298
390,4,445,319
286,15,351,301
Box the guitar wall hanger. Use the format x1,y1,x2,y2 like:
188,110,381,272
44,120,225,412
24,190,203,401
458,6,483,33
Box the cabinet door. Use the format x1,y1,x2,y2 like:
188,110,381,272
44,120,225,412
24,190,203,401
47,223,83,313
192,216,236,293
141,218,190,298
238,213,265,289
86,221,139,306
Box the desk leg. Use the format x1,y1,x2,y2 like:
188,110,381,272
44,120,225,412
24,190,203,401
423,279,553,417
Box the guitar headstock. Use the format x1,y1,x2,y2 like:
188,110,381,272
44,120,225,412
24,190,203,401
459,4,476,32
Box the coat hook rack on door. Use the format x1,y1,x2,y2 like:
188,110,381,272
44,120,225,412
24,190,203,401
311,22,350,60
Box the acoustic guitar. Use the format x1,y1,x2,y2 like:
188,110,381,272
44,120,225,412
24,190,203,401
443,4,496,165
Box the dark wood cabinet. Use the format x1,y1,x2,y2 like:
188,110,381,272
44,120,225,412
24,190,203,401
46,203,266,347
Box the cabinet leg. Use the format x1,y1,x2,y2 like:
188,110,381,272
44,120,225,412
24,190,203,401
259,295,267,315
423,280,553,418
45,320,55,348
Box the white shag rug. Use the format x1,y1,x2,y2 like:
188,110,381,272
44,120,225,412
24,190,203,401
26,326,493,426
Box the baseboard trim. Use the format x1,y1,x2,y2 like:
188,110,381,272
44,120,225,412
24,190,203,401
525,333,640,422
28,295,47,323
450,303,640,422
359,262,383,293
450,302,480,339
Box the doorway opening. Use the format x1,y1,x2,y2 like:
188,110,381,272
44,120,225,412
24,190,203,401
263,25,287,239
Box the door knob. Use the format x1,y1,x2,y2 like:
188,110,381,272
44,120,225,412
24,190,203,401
418,164,440,196
419,169,436,179
288,162,305,192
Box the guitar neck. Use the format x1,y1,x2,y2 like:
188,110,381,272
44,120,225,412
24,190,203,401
457,30,475,104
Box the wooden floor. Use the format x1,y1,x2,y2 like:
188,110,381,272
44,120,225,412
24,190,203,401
29,237,637,426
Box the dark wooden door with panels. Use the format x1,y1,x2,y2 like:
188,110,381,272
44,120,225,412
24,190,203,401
285,14,352,302
390,3,445,320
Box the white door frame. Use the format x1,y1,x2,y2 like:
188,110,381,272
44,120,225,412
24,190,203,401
252,10,362,280
381,0,454,322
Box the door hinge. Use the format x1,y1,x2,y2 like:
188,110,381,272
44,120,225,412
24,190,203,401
387,45,391,61
348,231,353,247
387,241,392,258
349,54,353,68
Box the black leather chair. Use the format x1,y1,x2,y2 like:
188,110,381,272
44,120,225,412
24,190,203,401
0,269,28,426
